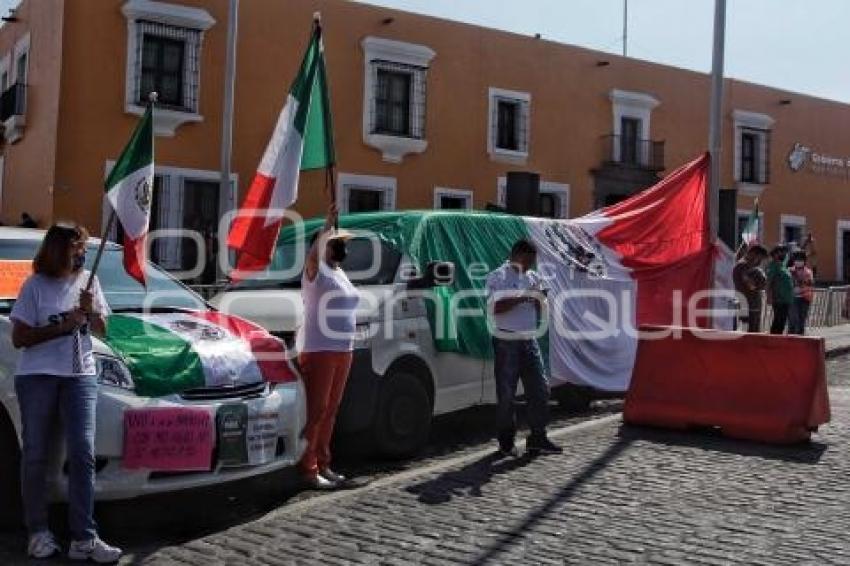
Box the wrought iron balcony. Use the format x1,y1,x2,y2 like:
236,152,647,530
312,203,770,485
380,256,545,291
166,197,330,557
0,83,26,122
601,134,665,171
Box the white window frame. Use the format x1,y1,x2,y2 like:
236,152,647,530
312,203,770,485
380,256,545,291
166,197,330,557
733,110,774,197
837,220,850,283
122,0,215,137
434,187,473,210
12,32,29,86
103,161,237,271
736,208,764,244
361,37,435,163
337,173,397,214
0,52,12,92
609,89,659,163
487,87,531,164
497,177,570,219
779,214,806,247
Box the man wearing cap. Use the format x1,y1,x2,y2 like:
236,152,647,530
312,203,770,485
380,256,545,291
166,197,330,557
297,203,359,489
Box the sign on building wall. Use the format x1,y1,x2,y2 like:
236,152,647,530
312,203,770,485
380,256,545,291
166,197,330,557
787,143,850,179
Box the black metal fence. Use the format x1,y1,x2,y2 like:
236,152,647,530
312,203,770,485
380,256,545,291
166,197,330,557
0,83,26,121
601,134,665,171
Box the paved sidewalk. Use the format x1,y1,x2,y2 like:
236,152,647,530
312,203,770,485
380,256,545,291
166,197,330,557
120,357,850,565
811,323,850,357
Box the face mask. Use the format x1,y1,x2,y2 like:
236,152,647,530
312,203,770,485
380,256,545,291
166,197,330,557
794,261,805,268
329,240,348,263
73,251,86,271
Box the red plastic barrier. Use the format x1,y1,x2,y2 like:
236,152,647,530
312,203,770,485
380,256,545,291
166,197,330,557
624,326,830,444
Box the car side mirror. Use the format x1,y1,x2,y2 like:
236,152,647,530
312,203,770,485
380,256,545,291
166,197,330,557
406,261,455,290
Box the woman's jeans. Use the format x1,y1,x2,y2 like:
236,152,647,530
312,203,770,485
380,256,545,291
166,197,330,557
15,374,98,541
789,298,811,335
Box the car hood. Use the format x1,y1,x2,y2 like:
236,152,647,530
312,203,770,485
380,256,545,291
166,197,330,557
101,309,295,398
210,285,397,333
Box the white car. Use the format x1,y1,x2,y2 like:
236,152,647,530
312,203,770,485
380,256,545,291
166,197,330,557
0,228,306,525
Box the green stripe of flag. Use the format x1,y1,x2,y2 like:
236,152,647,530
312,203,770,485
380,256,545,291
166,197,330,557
292,25,335,171
106,314,205,397
105,106,154,192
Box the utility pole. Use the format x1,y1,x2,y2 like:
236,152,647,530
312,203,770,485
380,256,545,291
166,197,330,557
707,0,726,242
622,0,628,57
220,0,239,280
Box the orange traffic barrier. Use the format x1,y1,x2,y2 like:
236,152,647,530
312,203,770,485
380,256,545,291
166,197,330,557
624,326,830,444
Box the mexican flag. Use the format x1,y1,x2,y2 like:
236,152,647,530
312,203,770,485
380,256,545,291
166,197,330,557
105,310,297,397
227,21,335,279
740,199,761,245
276,153,727,392
106,104,154,285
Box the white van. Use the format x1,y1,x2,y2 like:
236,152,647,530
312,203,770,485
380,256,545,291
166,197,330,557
211,210,587,457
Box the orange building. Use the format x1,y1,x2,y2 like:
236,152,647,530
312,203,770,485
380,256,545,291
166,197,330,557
1,0,849,281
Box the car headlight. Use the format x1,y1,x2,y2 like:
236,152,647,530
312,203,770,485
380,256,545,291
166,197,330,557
95,354,135,391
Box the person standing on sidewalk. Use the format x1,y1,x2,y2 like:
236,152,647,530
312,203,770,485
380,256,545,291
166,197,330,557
788,250,815,335
485,239,562,457
733,245,768,332
10,223,121,563
766,245,793,334
297,203,359,489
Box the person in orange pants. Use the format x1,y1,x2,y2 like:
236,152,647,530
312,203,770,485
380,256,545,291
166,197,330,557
297,203,359,489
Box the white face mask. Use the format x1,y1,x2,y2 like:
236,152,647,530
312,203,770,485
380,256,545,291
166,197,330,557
794,261,805,268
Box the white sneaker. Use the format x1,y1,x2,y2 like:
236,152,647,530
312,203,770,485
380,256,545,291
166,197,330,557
27,530,61,559
68,537,122,563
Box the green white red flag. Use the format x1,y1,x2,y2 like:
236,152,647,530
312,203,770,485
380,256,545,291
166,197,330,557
227,21,335,279
105,104,154,285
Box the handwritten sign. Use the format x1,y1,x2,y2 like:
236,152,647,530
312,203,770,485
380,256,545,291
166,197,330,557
0,260,32,299
123,407,214,471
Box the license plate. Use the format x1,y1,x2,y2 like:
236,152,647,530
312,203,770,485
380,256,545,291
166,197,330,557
217,403,280,467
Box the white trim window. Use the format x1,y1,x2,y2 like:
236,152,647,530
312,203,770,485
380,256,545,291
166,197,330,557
487,88,531,163
0,53,10,93
609,89,659,165
434,187,473,210
733,110,774,196
122,0,215,136
337,173,397,213
1,33,29,143
779,214,806,248
836,220,850,283
497,177,570,219
361,37,435,163
736,208,764,245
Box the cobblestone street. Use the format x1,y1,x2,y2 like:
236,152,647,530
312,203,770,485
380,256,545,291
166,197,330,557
1,356,847,565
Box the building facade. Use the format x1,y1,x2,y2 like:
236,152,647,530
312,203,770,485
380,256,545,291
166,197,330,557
1,0,849,281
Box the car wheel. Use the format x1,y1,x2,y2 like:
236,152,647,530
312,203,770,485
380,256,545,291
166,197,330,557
373,371,431,458
554,384,593,413
0,410,22,529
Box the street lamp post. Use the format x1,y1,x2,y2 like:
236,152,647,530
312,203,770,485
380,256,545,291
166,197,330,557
707,0,727,242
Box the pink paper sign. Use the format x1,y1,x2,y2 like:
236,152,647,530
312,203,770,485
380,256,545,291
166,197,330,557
123,407,214,471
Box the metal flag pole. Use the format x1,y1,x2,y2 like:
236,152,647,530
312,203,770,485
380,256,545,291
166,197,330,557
314,12,339,230
86,92,157,291
220,0,239,279
707,0,727,243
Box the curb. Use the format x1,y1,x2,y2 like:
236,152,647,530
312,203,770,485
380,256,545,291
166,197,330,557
260,413,622,519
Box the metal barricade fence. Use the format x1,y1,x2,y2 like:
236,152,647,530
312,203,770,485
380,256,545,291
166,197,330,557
762,286,850,329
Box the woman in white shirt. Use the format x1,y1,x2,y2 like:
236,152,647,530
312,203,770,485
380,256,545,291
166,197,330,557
297,203,359,489
10,223,121,563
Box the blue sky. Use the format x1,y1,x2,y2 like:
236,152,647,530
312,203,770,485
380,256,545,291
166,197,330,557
355,0,849,103
0,0,844,103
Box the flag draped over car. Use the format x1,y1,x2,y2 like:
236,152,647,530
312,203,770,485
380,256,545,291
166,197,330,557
105,104,154,285
227,19,335,279
272,153,729,391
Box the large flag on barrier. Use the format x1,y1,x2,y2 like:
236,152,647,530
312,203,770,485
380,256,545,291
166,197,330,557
227,20,335,279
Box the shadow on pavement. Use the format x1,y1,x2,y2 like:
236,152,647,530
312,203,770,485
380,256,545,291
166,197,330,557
405,450,534,504
469,437,633,565
616,424,829,464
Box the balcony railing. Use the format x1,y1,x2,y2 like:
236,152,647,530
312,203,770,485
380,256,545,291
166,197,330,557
601,134,665,171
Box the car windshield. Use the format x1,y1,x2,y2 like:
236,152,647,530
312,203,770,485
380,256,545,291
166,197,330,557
231,236,402,290
0,239,206,313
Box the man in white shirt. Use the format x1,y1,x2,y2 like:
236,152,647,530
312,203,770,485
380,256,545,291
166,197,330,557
485,239,562,457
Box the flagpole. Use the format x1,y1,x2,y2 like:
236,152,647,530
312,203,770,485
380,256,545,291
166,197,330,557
314,11,339,230
220,0,239,280
707,0,726,242
86,93,157,291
